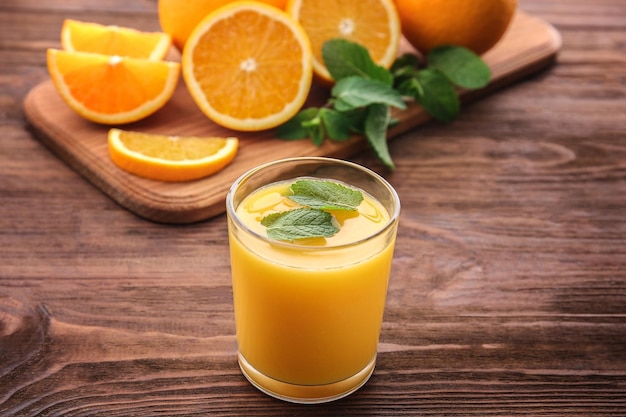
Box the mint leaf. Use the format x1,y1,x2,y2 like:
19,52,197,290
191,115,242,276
319,108,351,141
364,103,395,169
289,179,363,210
415,68,460,122
322,39,393,84
275,102,358,146
276,107,320,140
396,76,422,98
391,53,423,74
332,76,406,112
341,107,368,134
261,208,339,241
427,45,491,89
301,115,325,146
260,179,364,241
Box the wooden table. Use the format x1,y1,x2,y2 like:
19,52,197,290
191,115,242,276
1,0,625,415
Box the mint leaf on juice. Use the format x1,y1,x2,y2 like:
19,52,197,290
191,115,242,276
261,208,339,241
289,179,363,211
260,179,364,241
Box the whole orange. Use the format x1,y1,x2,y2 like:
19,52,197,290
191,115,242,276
394,0,517,55
158,0,288,51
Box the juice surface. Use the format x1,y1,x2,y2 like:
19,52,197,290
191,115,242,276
229,178,397,386
236,180,389,246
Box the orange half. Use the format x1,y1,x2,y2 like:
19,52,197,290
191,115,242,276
287,0,401,83
182,1,313,131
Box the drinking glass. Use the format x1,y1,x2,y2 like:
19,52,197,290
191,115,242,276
226,157,400,404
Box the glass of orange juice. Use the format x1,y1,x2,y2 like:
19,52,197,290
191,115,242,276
226,157,400,404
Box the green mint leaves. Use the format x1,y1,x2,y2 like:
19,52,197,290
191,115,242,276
322,39,393,84
260,179,363,241
393,45,491,123
276,39,492,169
332,76,406,111
289,179,363,210
427,45,492,89
276,40,405,169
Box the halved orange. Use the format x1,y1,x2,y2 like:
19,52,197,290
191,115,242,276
108,128,239,182
47,49,180,124
287,0,401,83
61,19,172,61
182,1,313,131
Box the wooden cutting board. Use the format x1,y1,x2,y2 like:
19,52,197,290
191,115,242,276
23,11,561,224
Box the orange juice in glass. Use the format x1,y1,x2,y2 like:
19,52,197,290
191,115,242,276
226,157,400,403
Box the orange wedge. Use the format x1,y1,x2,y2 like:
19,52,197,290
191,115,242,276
47,49,180,124
182,1,313,131
287,0,401,83
108,129,239,182
61,19,172,60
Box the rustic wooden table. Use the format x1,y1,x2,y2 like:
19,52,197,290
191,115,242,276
1,0,625,416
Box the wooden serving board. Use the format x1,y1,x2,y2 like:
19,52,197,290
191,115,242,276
24,11,561,224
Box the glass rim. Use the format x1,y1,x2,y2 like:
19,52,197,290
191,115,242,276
225,157,401,250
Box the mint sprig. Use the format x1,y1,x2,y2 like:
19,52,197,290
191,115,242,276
276,39,492,169
393,46,490,123
260,179,363,241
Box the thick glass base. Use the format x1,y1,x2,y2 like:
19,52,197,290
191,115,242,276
238,353,376,404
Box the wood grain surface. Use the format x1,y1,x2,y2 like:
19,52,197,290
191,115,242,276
1,0,626,416
23,11,561,224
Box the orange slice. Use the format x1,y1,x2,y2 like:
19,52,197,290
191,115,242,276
287,0,401,83
61,19,172,61
107,128,239,182
47,49,180,124
181,1,313,131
